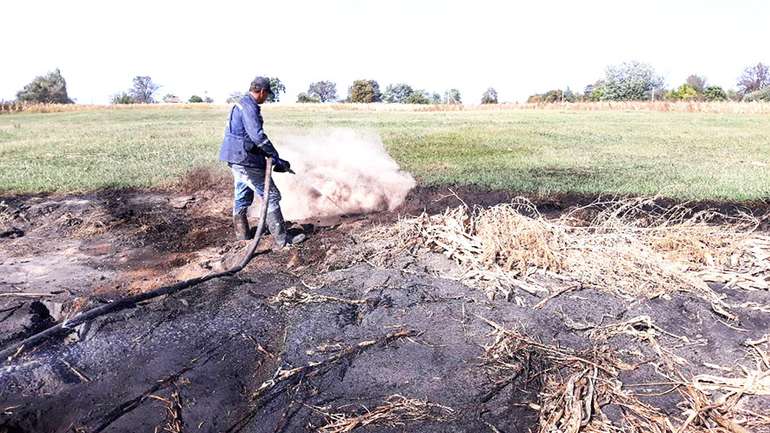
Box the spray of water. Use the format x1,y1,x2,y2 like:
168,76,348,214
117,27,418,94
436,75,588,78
269,129,416,221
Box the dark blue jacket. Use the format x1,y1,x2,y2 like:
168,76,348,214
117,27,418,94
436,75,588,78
219,94,279,168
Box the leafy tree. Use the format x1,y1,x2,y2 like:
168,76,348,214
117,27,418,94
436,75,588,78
737,63,770,96
685,75,707,94
669,84,699,100
226,92,244,103
443,88,462,104
296,92,321,103
602,61,664,101
16,69,73,104
307,81,337,102
162,94,180,103
188,95,204,103
527,88,576,103
267,77,285,102
563,87,577,102
481,88,498,104
703,86,727,101
383,83,415,103
128,76,159,103
349,79,381,103
584,81,606,101
405,90,430,104
111,92,134,104
527,94,543,103
430,93,442,104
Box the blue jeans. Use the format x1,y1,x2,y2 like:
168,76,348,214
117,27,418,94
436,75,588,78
230,164,282,216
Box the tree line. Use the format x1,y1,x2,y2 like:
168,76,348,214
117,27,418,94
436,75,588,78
528,61,770,103
9,61,770,106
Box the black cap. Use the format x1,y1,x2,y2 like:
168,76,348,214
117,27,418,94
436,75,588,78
250,76,272,93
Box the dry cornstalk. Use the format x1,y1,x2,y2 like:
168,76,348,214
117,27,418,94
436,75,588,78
361,198,769,317
314,394,454,433
478,316,768,433
269,286,366,307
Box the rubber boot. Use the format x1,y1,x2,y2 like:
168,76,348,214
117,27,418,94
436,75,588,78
233,213,252,240
266,208,306,248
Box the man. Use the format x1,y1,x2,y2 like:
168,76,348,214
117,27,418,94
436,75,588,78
219,76,305,247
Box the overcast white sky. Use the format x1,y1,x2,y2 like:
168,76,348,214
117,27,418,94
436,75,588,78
2,0,769,104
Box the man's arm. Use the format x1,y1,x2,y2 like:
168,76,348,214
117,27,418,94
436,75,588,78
240,103,279,159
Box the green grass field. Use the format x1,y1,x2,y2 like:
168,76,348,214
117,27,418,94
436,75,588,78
1,105,769,201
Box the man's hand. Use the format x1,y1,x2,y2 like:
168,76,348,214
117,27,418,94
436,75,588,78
273,158,293,174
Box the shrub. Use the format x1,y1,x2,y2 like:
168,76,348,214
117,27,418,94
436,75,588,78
383,83,415,103
111,92,134,104
188,95,204,103
703,86,727,101
405,91,431,104
349,80,381,103
744,87,770,102
443,89,462,104
296,92,321,103
162,94,180,103
481,88,498,104
16,69,73,104
685,75,707,94
670,84,699,101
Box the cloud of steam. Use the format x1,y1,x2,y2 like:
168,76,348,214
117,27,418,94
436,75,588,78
268,129,416,221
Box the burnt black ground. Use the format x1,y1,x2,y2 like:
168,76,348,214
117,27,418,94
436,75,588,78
2,260,769,433
1,186,769,433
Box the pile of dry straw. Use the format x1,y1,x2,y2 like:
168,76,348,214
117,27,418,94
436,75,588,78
363,197,769,316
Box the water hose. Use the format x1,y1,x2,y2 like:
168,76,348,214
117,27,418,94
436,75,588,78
0,159,275,362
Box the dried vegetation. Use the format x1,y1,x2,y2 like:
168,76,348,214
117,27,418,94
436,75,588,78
362,198,770,317
479,315,770,433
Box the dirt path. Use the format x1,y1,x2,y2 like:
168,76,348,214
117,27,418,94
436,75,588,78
1,186,769,433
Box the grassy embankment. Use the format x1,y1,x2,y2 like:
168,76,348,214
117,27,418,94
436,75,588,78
1,105,768,201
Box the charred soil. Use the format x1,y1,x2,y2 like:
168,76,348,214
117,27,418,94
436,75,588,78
1,184,769,433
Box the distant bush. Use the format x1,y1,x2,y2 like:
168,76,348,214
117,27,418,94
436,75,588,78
669,84,699,101
307,81,337,102
16,69,73,104
111,92,135,104
443,89,462,104
128,76,159,104
383,83,415,103
737,63,769,96
267,77,285,102
405,91,431,104
188,95,204,103
349,80,382,103
602,61,664,101
703,86,727,101
296,92,321,103
162,94,180,103
685,75,707,94
527,88,576,103
744,87,770,102
226,92,244,103
481,88,498,104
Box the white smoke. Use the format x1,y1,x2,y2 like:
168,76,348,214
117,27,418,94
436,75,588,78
268,129,416,221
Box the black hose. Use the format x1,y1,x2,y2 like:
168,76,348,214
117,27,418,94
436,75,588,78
0,159,275,362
